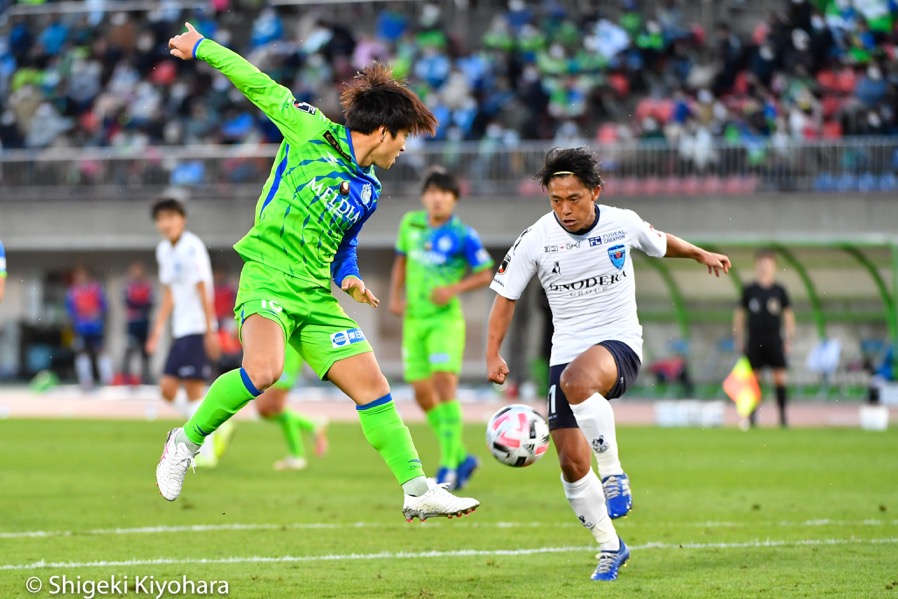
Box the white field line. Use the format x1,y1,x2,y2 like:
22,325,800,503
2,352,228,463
1,537,896,571
3,518,897,540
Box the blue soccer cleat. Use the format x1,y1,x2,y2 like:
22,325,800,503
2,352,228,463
435,467,457,490
602,473,632,519
591,537,630,581
455,455,480,490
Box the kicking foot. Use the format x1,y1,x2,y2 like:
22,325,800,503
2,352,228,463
156,428,198,501
402,479,479,522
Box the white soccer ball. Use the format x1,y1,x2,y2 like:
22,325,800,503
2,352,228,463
486,404,550,467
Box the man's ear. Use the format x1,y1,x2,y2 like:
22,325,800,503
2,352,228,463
379,126,387,142
593,185,602,201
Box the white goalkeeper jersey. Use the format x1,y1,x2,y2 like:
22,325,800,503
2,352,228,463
490,205,667,366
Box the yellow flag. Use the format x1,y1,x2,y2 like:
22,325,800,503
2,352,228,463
723,356,761,418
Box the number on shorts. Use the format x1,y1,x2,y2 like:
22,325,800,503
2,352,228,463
261,300,283,313
548,384,556,415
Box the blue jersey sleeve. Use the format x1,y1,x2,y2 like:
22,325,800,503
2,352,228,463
462,227,494,272
331,212,374,287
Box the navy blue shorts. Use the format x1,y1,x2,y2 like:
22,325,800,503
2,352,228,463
547,340,642,431
163,334,211,381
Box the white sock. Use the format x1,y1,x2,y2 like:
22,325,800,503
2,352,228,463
75,354,94,387
97,355,114,385
570,393,623,478
402,476,429,497
561,470,619,551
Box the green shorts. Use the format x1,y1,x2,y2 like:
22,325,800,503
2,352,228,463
401,316,465,382
235,261,373,380
273,344,304,391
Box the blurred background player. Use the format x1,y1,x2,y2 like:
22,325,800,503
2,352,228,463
146,197,228,468
390,169,493,489
255,345,328,471
389,168,494,490
156,23,479,522
121,261,154,386
0,239,6,304
733,249,795,429
66,265,112,391
486,147,730,582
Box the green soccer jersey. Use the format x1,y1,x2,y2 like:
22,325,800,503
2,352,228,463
194,39,380,289
395,211,494,319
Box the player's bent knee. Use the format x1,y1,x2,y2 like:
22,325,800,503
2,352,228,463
559,367,595,403
241,362,282,392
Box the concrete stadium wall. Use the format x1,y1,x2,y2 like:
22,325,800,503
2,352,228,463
0,192,894,384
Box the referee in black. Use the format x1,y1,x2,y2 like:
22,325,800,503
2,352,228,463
733,249,796,428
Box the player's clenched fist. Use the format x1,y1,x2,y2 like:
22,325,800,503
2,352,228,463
169,22,203,60
487,353,510,384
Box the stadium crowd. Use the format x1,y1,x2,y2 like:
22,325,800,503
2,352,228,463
1,0,897,158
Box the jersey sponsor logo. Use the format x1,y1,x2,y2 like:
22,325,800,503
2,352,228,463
309,178,363,227
437,235,453,252
322,130,353,163
608,244,627,270
410,248,447,266
547,271,627,296
588,236,603,247
603,230,626,244
293,101,318,114
544,241,581,253
330,327,366,348
361,183,373,206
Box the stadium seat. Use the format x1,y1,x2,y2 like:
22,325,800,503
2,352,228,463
836,68,857,95
857,172,878,192
877,173,898,192
816,70,837,92
662,176,683,194
821,120,843,139
835,173,858,192
700,175,723,194
821,96,842,119
813,172,837,192
617,178,640,196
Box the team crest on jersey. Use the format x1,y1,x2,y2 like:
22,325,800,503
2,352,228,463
361,183,373,206
607,244,626,270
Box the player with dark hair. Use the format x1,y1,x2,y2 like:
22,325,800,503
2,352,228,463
156,23,479,521
389,168,494,489
147,196,227,467
733,249,795,428
486,147,730,581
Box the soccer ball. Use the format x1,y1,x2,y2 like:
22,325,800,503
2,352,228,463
486,404,550,467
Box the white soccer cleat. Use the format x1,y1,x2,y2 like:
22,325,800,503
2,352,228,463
273,455,308,471
402,479,480,522
156,428,198,501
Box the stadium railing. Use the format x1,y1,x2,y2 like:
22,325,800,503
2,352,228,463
1,137,897,199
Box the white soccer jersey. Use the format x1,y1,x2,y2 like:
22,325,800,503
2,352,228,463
156,231,214,339
490,205,667,366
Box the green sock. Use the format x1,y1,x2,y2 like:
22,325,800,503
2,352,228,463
425,403,450,468
287,408,317,433
184,368,261,445
425,403,443,441
357,394,424,485
443,399,466,468
266,410,306,458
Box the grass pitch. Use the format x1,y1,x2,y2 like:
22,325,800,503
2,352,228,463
1,417,896,598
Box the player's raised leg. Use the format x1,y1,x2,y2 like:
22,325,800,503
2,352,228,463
156,314,283,501
552,428,629,581
560,345,632,519
326,352,479,521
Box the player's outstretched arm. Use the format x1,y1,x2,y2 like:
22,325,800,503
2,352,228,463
168,22,321,145
664,233,731,277
486,295,516,384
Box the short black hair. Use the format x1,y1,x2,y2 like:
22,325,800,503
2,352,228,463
421,167,461,199
340,63,437,137
151,198,186,220
755,248,777,262
535,147,604,190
